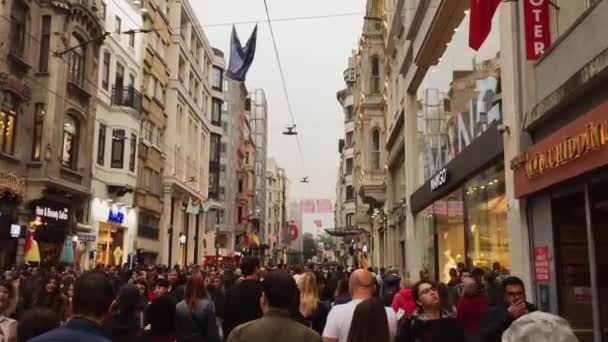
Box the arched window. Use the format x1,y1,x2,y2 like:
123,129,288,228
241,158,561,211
372,129,381,169
0,92,18,155
68,34,85,85
371,56,380,94
62,114,79,169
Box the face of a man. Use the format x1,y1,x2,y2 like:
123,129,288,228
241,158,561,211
135,283,146,296
505,284,526,305
417,282,440,309
168,271,178,284
155,285,169,297
0,286,9,311
45,278,57,293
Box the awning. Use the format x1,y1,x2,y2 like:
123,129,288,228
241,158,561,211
324,227,369,237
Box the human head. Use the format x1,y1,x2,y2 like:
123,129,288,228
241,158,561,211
211,276,222,290
471,268,485,287
154,278,170,297
298,272,319,317
133,278,147,297
346,298,389,342
167,270,178,285
335,278,349,299
462,276,478,296
184,271,208,313
72,271,115,322
419,269,430,281
502,276,526,305
17,308,61,342
116,285,141,315
449,268,458,280
261,271,297,312
0,280,14,313
349,269,375,300
240,256,260,278
412,280,439,313
43,275,60,294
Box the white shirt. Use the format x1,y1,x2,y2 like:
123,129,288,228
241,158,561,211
322,299,398,342
0,315,16,342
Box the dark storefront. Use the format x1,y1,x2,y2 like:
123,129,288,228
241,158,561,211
512,100,608,341
0,172,26,269
27,199,72,266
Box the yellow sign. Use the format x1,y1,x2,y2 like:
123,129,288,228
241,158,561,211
510,121,608,179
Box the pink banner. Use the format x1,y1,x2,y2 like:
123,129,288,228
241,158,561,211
314,220,323,228
316,199,333,213
300,200,316,213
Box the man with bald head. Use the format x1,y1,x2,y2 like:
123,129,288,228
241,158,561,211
322,269,398,342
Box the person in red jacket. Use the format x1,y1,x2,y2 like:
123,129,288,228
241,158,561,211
456,276,488,342
391,284,417,324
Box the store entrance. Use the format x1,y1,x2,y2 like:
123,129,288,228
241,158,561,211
96,222,125,266
552,174,608,342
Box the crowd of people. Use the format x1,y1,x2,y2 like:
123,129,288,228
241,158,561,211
0,260,580,342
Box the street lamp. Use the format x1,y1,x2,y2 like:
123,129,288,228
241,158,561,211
179,233,187,245
179,233,186,266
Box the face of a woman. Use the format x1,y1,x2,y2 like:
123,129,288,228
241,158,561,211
0,286,9,310
45,279,57,293
212,277,221,289
135,284,146,296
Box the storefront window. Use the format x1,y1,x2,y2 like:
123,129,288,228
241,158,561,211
435,189,465,283
591,175,608,341
417,206,436,282
465,165,509,271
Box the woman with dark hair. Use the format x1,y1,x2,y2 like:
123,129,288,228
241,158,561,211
346,298,390,342
103,284,145,342
397,280,466,342
32,275,68,322
17,308,60,342
60,277,75,319
175,271,220,342
333,278,351,305
133,278,150,311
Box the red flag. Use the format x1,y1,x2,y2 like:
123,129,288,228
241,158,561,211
469,0,501,50
24,229,33,253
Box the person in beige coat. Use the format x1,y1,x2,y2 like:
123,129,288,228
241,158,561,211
227,271,320,342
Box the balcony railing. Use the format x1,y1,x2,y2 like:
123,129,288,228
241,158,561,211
138,225,160,240
112,86,142,113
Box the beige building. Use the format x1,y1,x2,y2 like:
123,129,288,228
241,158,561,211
162,0,217,266
0,0,104,267
132,0,173,264
265,158,289,264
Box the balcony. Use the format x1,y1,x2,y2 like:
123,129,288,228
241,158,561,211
138,225,160,240
112,86,143,113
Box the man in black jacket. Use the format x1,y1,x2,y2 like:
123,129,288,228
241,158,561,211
480,276,537,342
222,256,263,338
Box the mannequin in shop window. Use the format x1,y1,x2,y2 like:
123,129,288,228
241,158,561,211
113,246,123,266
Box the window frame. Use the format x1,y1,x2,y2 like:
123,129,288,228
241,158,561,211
97,123,106,166
129,133,137,172
31,103,44,161
102,51,111,90
38,16,51,72
371,55,381,94
111,129,126,169
372,128,381,170
62,114,79,170
0,93,18,156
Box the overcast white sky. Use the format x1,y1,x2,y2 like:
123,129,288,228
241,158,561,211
193,0,366,202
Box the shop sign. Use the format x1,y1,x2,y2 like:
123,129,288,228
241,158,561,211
430,168,448,191
10,224,20,238
35,205,69,221
511,101,608,198
533,246,550,283
574,287,592,304
523,0,551,60
107,209,125,225
77,233,96,242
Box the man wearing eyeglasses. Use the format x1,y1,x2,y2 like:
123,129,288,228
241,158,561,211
480,276,537,342
322,269,398,342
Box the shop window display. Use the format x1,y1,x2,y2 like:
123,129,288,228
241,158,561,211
465,166,509,271
435,189,465,283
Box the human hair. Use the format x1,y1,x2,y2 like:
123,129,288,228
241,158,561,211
346,298,389,342
116,285,141,315
33,275,65,313
436,282,452,309
240,256,260,277
472,267,485,278
155,278,170,288
184,271,208,313
72,271,115,318
298,272,319,318
411,280,435,303
0,279,14,312
17,308,61,342
133,277,147,290
145,295,175,336
502,276,525,292
263,271,297,310
335,278,349,299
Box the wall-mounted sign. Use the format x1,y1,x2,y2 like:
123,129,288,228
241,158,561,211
511,101,608,198
35,205,69,221
534,246,550,284
10,224,20,238
108,209,125,225
523,0,551,60
430,168,448,191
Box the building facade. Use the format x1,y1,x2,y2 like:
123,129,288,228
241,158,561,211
90,0,143,269
0,0,104,268
162,0,215,266
132,0,172,265
236,107,256,253
265,158,289,264
247,89,268,245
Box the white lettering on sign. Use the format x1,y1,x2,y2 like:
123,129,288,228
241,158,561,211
35,205,69,221
430,168,448,191
524,0,551,60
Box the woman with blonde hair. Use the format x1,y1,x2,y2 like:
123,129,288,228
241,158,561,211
297,272,330,335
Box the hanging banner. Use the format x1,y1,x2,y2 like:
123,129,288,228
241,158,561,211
523,0,551,60
534,246,550,283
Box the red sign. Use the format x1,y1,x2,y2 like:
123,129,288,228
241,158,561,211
534,246,550,283
523,0,551,60
313,220,323,228
316,199,333,213
300,200,316,213
288,224,299,241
